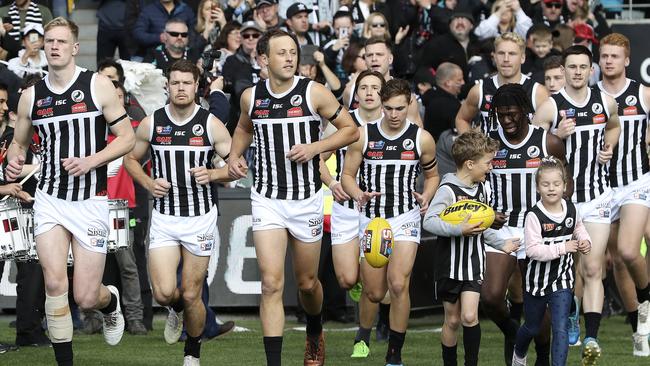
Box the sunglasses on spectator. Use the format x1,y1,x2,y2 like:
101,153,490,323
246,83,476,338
167,31,188,38
371,23,385,28
242,33,261,39
545,3,562,9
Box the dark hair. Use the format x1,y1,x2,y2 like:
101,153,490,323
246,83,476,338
168,59,201,81
535,156,567,185
0,82,8,94
111,80,127,105
354,70,386,98
213,21,241,50
543,55,563,71
341,42,363,74
379,78,411,104
97,58,125,82
364,36,392,51
333,10,353,24
488,84,533,126
257,28,300,58
562,45,592,66
21,75,42,90
452,130,500,168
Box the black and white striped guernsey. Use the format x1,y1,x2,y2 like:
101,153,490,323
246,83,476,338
359,121,421,218
149,105,217,217
525,200,577,296
31,67,108,201
551,87,610,203
597,79,649,188
334,109,382,209
477,74,540,134
488,125,549,228
434,182,489,281
249,76,322,200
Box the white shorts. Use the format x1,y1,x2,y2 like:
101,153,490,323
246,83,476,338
251,189,324,243
576,188,613,224
485,226,526,260
33,189,109,254
149,206,219,257
358,209,421,245
610,173,650,221
331,202,359,245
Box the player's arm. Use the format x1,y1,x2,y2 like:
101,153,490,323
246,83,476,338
5,88,35,181
531,99,556,132
533,84,550,111
341,127,378,207
123,116,155,191
642,85,650,146
320,150,351,203
546,132,573,199
192,115,233,184
455,84,480,134
599,95,621,164
408,94,423,127
227,87,254,179
416,130,439,215
341,77,355,107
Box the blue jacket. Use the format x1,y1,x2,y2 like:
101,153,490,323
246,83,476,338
132,0,196,48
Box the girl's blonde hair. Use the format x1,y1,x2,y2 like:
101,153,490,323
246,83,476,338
535,156,567,184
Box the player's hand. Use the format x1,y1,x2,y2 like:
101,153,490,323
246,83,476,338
356,191,381,208
61,157,95,177
329,181,350,203
564,240,579,253
0,183,22,197
287,144,318,163
556,116,576,139
413,191,429,215
502,237,521,254
149,178,171,198
5,155,25,182
16,190,33,203
577,239,591,254
459,215,485,236
189,166,212,185
598,143,613,164
491,212,508,230
227,156,248,180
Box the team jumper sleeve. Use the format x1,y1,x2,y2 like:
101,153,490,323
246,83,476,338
422,186,463,237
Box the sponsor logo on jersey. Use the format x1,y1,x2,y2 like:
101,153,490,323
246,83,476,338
527,146,541,158
543,223,556,232
192,124,205,136
287,107,303,117
404,228,419,237
492,159,506,168
369,141,385,150
565,217,574,228
560,108,575,118
189,137,203,146
272,103,283,109
155,136,172,144
198,234,214,251
403,138,415,151
255,98,270,108
290,95,303,106
526,158,541,168
495,148,508,158
55,99,66,106
91,237,106,248
624,106,638,116
367,151,383,159
254,109,269,118
401,222,418,229
312,227,322,237
71,90,84,103
174,131,186,136
592,114,606,124
592,103,603,114
36,96,52,107
36,107,54,117
71,102,87,113
401,151,415,160
87,227,107,237
156,126,172,135
626,95,637,106
309,217,323,227
386,145,397,151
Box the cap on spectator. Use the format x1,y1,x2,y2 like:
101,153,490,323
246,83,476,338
240,20,263,34
449,11,474,25
255,0,277,8
573,23,598,45
542,0,563,4
334,6,352,19
414,68,436,86
286,2,312,19
22,23,44,37
300,44,318,65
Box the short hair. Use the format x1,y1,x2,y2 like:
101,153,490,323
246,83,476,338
257,28,300,57
379,78,411,104
168,59,200,82
111,80,126,95
333,9,353,24
165,18,189,30
543,55,563,71
21,75,42,90
529,25,553,44
213,21,241,50
435,62,461,88
97,58,125,83
0,82,8,94
354,70,386,97
494,32,526,54
535,156,567,185
452,131,500,168
44,17,79,42
488,84,533,127
364,36,392,52
562,45,592,66
600,33,630,57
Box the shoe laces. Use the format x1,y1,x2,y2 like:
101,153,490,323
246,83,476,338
104,312,118,327
305,335,319,360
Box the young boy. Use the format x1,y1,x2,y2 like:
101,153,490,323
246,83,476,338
423,131,519,366
543,55,565,94
523,24,560,84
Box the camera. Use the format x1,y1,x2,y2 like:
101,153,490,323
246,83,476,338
202,49,222,78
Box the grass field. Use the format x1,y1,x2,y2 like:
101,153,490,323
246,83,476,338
0,313,645,365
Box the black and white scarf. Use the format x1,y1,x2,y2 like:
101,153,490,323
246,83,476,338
8,1,43,41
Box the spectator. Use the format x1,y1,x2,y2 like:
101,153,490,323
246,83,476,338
340,41,366,81
132,0,196,56
542,55,564,93
0,18,21,61
144,18,200,73
190,0,228,55
533,0,566,28
252,0,284,31
96,0,131,64
284,2,315,45
299,45,342,95
466,37,496,86
552,23,574,51
567,0,610,40
224,0,251,23
431,0,457,35
0,0,53,43
474,0,532,40
323,8,355,81
522,24,560,83
349,0,389,36
7,23,46,78
421,62,464,141
97,58,147,121
360,11,390,42
279,0,336,35
210,21,242,72
572,22,600,85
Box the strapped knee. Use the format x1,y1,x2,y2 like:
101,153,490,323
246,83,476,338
45,292,73,343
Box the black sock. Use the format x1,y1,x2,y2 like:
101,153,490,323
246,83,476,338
306,312,322,337
99,293,117,315
378,303,390,327
463,324,481,366
171,299,184,313
441,343,457,366
355,327,371,345
510,302,524,323
495,317,519,338
53,341,73,366
183,335,201,358
386,329,405,364
263,336,282,366
636,283,650,303
584,312,601,339
629,310,639,333
534,341,550,364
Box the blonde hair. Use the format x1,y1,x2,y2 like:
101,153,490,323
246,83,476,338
196,0,221,33
44,17,79,42
363,12,390,41
494,32,526,54
452,131,500,168
535,156,567,185
492,0,516,31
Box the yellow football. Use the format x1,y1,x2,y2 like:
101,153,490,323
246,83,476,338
440,199,495,230
362,217,393,268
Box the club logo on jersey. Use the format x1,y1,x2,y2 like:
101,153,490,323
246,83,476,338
624,106,638,116
527,146,540,158
495,149,508,159
401,151,415,160
71,102,87,113
192,124,205,136
560,108,575,118
36,96,52,107
592,114,606,124
526,158,541,168
543,223,556,232
403,139,415,151
565,217,574,228
290,95,302,106
156,125,172,135
255,98,270,108
369,141,385,150
492,159,506,168
592,103,603,114
189,137,203,146
287,107,303,117
36,107,53,117
626,95,637,106
71,90,84,103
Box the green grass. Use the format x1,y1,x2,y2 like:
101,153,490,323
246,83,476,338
0,314,644,365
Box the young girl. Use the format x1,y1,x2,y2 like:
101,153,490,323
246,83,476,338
512,157,592,366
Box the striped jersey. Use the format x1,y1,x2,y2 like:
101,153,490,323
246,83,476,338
31,67,108,201
149,105,217,217
488,125,549,228
434,181,489,281
249,76,322,200
477,74,540,134
597,79,649,188
524,200,577,296
359,121,421,218
551,87,610,203
334,109,382,209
